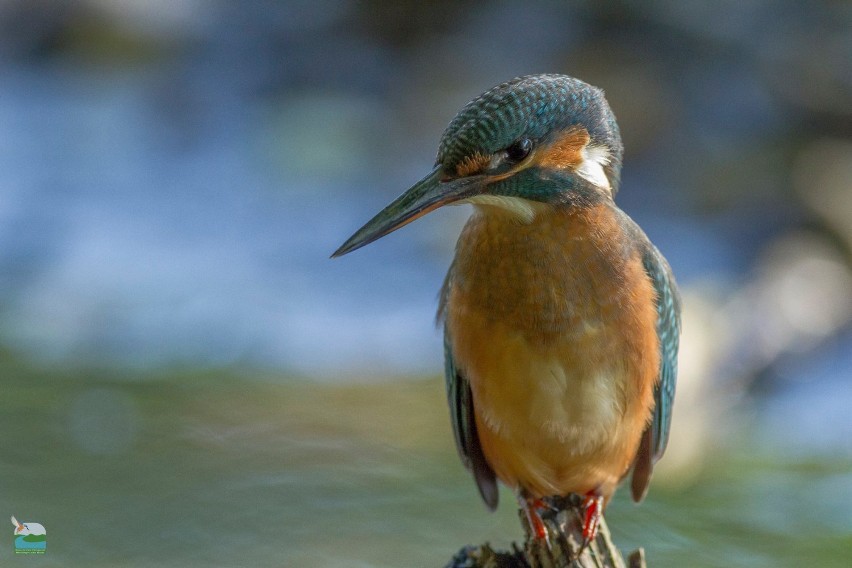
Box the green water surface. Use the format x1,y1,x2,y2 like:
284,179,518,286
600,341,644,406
0,366,848,567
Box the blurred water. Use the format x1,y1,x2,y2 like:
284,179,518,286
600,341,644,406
0,371,848,567
0,62,425,375
4,0,847,380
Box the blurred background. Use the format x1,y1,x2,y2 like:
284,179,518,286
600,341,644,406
0,1,850,566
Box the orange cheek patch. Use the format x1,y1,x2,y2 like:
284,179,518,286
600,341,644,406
456,152,490,177
534,127,590,170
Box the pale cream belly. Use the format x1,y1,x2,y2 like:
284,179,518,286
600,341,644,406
447,306,648,499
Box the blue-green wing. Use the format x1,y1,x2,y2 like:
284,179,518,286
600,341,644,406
632,244,681,501
439,270,498,510
645,245,681,460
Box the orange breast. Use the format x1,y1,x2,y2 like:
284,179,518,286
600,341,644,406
446,203,660,500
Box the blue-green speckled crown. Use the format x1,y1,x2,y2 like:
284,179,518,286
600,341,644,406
436,74,624,194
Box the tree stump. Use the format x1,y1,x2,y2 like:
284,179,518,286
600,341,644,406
444,495,646,568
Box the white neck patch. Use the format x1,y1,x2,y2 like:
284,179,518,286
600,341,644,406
462,194,548,223
576,145,612,192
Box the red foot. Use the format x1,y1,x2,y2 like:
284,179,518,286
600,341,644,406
581,491,604,547
521,497,550,545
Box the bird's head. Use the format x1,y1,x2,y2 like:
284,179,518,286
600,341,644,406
332,74,623,257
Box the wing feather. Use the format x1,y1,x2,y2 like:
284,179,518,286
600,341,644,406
438,267,498,510
632,244,681,501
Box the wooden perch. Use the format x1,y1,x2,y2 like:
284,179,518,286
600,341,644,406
444,495,646,568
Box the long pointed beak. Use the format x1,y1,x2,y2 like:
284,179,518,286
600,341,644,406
331,167,482,258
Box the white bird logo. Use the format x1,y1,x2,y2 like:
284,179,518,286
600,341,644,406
11,516,46,536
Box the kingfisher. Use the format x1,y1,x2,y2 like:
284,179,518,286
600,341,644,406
332,74,680,544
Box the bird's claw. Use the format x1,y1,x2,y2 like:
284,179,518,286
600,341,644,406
521,497,553,548
579,492,603,550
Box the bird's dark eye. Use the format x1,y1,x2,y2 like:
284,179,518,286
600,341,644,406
505,138,532,162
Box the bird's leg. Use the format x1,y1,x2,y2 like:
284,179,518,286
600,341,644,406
518,493,552,547
580,490,604,548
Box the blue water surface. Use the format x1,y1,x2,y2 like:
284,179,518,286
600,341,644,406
15,535,46,550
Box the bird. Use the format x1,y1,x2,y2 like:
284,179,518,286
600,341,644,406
332,74,681,545
11,516,46,537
